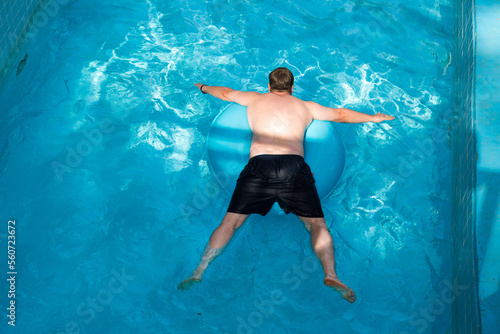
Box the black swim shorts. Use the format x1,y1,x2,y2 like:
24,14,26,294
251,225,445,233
227,154,324,218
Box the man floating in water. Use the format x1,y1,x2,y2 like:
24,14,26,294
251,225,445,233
179,67,395,303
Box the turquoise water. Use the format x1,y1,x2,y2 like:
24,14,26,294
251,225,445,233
0,0,454,333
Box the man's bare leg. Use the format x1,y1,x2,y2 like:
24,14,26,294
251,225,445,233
298,216,356,303
178,212,249,290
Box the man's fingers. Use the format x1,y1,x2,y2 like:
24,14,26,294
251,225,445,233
380,113,395,121
373,113,395,123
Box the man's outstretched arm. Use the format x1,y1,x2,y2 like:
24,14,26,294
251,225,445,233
194,83,260,106
307,101,395,123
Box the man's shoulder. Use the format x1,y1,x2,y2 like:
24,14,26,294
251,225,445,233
291,97,316,110
227,90,262,106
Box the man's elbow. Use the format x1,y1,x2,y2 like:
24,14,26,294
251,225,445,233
332,108,345,122
221,88,235,101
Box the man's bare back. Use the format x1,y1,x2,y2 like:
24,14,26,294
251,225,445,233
182,68,394,302
246,92,312,157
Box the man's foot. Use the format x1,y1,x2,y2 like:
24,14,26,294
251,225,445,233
324,276,356,303
178,277,201,291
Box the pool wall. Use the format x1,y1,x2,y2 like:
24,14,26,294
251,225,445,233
452,0,481,332
0,0,55,85
475,0,500,333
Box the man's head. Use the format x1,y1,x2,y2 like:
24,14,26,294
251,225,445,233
268,67,294,94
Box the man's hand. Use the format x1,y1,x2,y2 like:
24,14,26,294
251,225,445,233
194,83,205,93
372,113,395,123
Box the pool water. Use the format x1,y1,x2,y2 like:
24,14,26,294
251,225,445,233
0,0,454,333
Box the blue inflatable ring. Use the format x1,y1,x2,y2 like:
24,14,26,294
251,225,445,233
207,103,346,201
